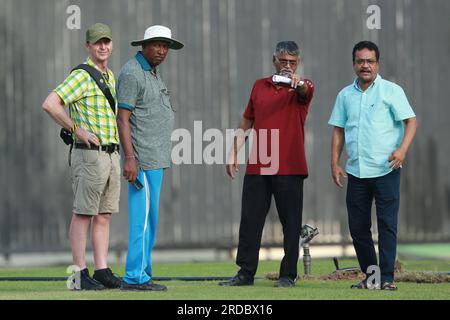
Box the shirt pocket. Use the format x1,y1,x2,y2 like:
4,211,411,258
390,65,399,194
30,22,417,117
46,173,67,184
160,88,174,111
85,81,103,99
368,101,392,123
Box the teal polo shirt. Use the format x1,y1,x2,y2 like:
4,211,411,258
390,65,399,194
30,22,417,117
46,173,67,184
117,52,174,170
328,74,416,178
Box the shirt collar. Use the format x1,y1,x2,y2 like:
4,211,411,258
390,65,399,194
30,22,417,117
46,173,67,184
86,57,96,68
86,57,110,80
86,57,107,72
135,51,152,71
353,74,381,92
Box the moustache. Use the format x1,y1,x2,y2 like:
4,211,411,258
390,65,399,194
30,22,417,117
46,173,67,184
279,68,293,75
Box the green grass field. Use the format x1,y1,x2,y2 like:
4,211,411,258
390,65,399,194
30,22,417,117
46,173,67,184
398,243,450,259
0,259,449,300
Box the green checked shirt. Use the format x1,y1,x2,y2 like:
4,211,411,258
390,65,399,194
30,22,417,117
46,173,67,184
54,57,119,145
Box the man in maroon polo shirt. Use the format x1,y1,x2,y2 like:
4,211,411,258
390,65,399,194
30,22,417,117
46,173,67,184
219,41,314,288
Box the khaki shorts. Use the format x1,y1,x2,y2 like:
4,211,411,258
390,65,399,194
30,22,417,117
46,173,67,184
71,148,121,216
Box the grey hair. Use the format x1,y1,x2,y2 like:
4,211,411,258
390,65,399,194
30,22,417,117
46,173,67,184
273,41,300,58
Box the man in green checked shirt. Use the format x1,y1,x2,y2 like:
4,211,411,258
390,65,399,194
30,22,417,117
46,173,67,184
42,23,121,290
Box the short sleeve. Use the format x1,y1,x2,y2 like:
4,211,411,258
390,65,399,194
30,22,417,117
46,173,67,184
328,91,347,128
243,82,258,120
54,70,88,105
117,73,139,111
300,79,315,106
389,86,415,121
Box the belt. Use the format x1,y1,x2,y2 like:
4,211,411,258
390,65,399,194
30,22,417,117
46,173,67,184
74,143,120,153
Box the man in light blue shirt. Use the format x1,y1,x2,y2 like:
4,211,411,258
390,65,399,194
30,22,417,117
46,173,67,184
329,41,417,290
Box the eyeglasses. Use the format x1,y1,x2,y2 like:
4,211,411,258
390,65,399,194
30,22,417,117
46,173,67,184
276,58,298,67
354,59,378,66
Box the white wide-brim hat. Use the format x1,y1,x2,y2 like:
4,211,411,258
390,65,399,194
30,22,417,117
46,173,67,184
131,25,184,50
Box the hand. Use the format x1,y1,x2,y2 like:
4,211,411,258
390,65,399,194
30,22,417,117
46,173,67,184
226,152,239,179
75,127,100,148
388,148,406,170
289,74,303,89
123,157,138,183
332,164,347,188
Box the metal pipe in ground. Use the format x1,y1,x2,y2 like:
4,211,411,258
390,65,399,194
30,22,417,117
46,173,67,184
303,244,312,275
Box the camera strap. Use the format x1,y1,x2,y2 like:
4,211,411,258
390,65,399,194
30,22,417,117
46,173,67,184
71,64,116,114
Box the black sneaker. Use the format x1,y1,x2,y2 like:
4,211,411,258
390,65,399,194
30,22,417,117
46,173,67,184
218,274,254,286
93,268,121,289
120,280,168,292
274,277,296,288
71,268,106,291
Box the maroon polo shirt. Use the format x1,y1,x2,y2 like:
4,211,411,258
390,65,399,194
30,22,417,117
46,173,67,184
243,76,314,175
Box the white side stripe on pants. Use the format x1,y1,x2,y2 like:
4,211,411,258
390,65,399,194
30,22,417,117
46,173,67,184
139,173,150,284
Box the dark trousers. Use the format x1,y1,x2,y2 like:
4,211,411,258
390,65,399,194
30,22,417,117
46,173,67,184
236,175,304,281
346,170,401,283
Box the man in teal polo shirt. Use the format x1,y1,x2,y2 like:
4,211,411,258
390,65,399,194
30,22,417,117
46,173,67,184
329,41,417,290
116,25,183,291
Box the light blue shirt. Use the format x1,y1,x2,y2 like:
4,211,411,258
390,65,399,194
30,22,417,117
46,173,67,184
328,74,416,178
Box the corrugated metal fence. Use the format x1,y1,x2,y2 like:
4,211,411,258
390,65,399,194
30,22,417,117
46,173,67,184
1,0,449,255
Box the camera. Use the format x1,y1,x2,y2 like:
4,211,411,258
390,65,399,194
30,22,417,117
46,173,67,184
60,128,74,145
272,74,305,87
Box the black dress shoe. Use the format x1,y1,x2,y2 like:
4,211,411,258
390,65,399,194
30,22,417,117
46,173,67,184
72,268,106,291
120,280,168,291
93,268,121,289
274,277,295,288
218,274,254,286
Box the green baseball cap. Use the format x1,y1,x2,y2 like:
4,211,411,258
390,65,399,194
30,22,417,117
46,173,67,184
86,23,112,44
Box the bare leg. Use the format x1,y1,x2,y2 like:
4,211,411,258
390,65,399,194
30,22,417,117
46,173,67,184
92,213,112,270
69,213,92,270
